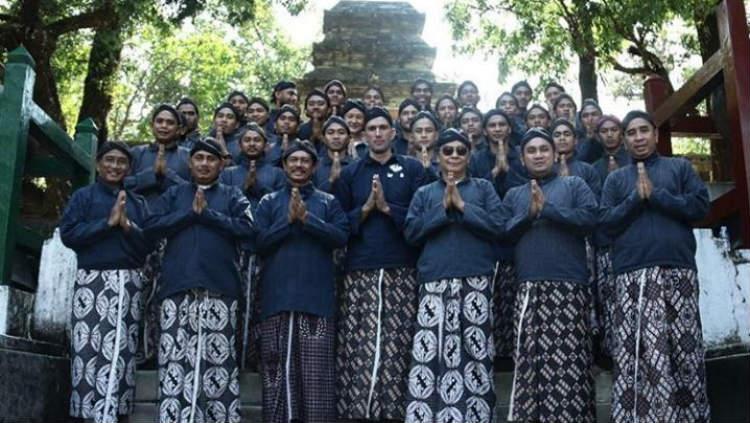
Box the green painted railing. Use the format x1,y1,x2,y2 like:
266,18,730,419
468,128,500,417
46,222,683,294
0,45,97,287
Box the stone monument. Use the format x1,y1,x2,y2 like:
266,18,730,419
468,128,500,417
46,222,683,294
298,1,455,109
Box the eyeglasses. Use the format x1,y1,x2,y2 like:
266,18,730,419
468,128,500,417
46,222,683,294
441,145,469,157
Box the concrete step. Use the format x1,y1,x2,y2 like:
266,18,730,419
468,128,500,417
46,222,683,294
134,369,613,422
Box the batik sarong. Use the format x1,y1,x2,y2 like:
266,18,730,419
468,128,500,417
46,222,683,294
259,311,336,423
405,275,496,423
595,248,615,356
610,266,711,423
492,260,516,360
138,239,166,364
336,267,419,420
69,268,144,423
158,289,240,423
508,280,596,423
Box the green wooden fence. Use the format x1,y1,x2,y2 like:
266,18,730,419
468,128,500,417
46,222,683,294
0,46,97,288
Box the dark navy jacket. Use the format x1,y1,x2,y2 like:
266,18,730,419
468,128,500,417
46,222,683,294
468,144,523,181
504,173,598,283
334,154,428,270
144,182,254,300
405,177,506,283
255,183,349,319
592,146,630,183
591,146,630,247
576,135,604,164
556,156,602,197
125,142,191,202
60,181,151,270
393,134,410,156
313,153,351,193
599,153,709,274
178,129,202,150
220,157,287,211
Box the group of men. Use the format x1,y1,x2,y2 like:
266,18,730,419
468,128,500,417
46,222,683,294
60,77,712,423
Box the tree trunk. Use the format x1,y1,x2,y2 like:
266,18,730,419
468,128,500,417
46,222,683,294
77,21,124,143
578,53,598,103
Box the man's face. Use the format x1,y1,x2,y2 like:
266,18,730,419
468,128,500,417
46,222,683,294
598,120,623,152
283,150,315,185
306,95,329,120
460,112,482,138
96,150,130,185
545,87,563,108
363,89,384,109
437,100,457,124
399,105,419,132
326,85,345,108
177,104,199,131
552,124,577,155
276,112,299,136
213,108,238,135
484,114,511,144
513,86,533,110
497,95,518,115
247,103,269,126
555,98,576,121
229,95,249,115
522,138,555,178
412,119,437,151
364,116,394,154
624,118,658,160
240,130,266,159
459,84,479,107
152,110,180,144
189,151,223,184
580,105,602,131
344,108,365,135
438,141,470,176
276,88,299,107
324,123,349,153
526,108,550,129
412,82,432,109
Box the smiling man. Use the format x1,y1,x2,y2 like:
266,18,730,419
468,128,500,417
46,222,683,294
504,128,598,423
61,142,152,423
334,107,428,422
600,111,711,423
144,139,254,423
404,128,505,423
254,140,349,423
314,116,351,193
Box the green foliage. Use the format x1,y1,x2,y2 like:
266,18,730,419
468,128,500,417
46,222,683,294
107,4,309,142
444,0,715,90
52,30,93,131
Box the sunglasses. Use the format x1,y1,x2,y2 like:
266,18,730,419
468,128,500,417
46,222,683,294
440,145,469,157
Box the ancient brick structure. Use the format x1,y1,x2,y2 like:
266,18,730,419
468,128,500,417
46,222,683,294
298,1,455,109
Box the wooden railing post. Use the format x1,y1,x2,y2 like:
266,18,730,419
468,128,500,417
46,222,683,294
73,118,98,190
0,46,36,284
717,0,750,247
644,74,673,156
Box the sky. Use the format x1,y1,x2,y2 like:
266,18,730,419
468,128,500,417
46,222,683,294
272,0,646,114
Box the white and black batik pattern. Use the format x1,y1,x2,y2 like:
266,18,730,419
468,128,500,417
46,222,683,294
508,280,596,423
610,266,711,423
69,268,144,423
405,276,496,423
158,289,240,423
337,267,419,421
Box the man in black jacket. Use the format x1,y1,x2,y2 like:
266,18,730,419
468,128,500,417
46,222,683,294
144,139,254,423
600,111,711,423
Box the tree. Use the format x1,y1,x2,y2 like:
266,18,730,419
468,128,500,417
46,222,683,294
445,0,715,101
107,6,309,142
0,0,306,135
